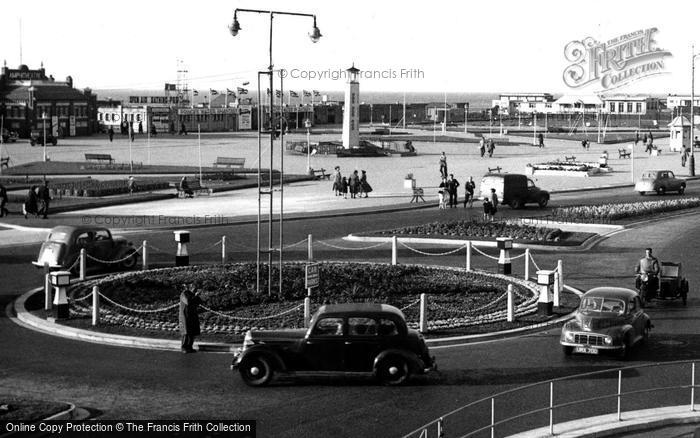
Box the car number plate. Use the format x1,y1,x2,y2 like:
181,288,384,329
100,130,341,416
574,346,599,355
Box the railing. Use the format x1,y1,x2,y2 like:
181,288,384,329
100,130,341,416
403,360,699,438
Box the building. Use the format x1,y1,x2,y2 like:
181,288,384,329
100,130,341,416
553,95,604,114
0,63,96,137
601,94,662,116
667,116,692,152
491,93,555,115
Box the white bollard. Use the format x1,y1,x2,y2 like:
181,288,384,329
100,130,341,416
557,260,564,293
304,297,311,328
174,230,190,266
507,284,514,322
524,248,530,281
142,240,148,270
537,270,555,315
391,236,398,266
466,241,472,272
92,286,99,326
44,263,51,311
308,234,313,261
221,236,227,265
553,274,561,308
79,248,86,280
496,237,513,275
419,293,428,333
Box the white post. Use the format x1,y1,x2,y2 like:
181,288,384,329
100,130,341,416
391,236,398,265
631,142,635,183
549,381,555,435
304,296,311,328
466,241,472,272
557,260,564,293
92,285,99,326
142,240,148,270
307,234,313,261
44,263,51,311
524,248,530,280
419,293,428,333
221,236,227,265
692,362,696,412
198,124,202,185
507,284,514,322
553,271,561,308
617,369,622,421
79,248,86,281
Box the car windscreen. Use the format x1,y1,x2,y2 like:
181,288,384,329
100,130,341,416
46,231,68,242
580,297,625,314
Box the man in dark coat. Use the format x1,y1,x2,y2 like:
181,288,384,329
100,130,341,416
179,285,202,353
23,186,38,219
0,182,8,217
446,174,460,208
37,181,51,219
108,126,114,142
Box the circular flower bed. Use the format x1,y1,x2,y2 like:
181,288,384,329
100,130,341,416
372,220,562,242
67,262,538,334
551,197,700,221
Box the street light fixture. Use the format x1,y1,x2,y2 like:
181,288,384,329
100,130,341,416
230,8,320,297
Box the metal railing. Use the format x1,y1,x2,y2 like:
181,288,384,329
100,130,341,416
403,360,698,438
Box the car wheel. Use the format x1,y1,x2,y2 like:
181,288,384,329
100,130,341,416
509,199,522,209
239,354,274,387
656,186,665,195
376,356,410,386
562,346,573,356
679,185,686,195
120,252,138,270
538,196,548,208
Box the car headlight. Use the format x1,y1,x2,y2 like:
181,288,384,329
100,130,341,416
564,331,574,342
604,336,613,345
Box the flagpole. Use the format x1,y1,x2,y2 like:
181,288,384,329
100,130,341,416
198,124,202,185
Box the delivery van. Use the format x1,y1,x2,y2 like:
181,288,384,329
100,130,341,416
479,173,550,209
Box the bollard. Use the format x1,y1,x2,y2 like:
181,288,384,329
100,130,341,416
304,297,311,328
524,248,530,281
79,248,86,280
437,417,444,438
49,271,71,320
391,236,398,266
537,270,555,315
221,236,227,265
142,240,148,270
466,241,472,272
92,286,99,326
557,259,564,293
496,237,513,275
419,293,428,333
553,272,561,308
308,234,313,261
44,263,52,311
173,230,190,266
507,284,514,322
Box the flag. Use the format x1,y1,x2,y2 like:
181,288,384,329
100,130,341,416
313,90,320,97
226,88,236,97
164,83,176,91
303,90,312,97
192,89,199,96
290,90,299,98
237,87,248,95
210,89,219,95
275,90,281,98
242,81,250,86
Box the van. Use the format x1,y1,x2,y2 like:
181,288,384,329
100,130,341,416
479,173,549,209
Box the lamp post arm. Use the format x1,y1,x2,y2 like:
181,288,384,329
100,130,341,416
235,8,316,20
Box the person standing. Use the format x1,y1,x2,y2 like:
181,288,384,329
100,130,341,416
23,186,38,219
439,152,448,178
37,181,51,219
490,188,499,221
463,176,475,208
538,132,544,148
635,130,640,146
179,284,202,353
332,166,342,196
479,137,486,158
340,176,348,199
108,126,114,142
487,139,495,157
359,170,372,198
446,174,459,208
127,176,136,195
438,178,447,209
482,197,492,221
349,170,360,199
0,182,8,217
150,123,157,137
138,121,143,134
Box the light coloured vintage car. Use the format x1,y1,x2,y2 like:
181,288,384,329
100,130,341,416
560,287,652,358
635,170,686,195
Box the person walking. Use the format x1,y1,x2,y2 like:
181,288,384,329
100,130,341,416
179,122,188,136
340,176,348,199
479,137,486,158
332,166,342,196
37,181,51,219
0,182,8,217
487,139,495,157
463,176,475,208
349,170,360,199
359,170,373,198
538,132,544,148
23,186,38,219
179,284,202,353
489,188,499,221
138,121,143,134
446,174,460,208
108,126,114,142
127,176,137,195
439,152,448,179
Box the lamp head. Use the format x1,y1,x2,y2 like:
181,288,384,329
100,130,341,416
309,17,322,43
229,13,241,37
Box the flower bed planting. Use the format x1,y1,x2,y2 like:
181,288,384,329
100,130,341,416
371,220,562,242
49,179,170,197
67,262,537,334
551,197,700,221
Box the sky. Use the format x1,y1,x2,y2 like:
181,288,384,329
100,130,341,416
1,0,699,95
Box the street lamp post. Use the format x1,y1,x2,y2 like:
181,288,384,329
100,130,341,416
42,112,47,162
464,103,468,134
690,45,698,176
305,118,312,173
230,8,321,297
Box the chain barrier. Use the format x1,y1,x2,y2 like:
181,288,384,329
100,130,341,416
188,239,223,256
471,245,500,260
144,243,171,254
85,245,143,265
71,292,94,302
98,293,179,313
200,303,303,321
65,256,81,272
316,240,388,251
398,241,466,256
282,238,309,250
400,299,421,311
529,252,542,272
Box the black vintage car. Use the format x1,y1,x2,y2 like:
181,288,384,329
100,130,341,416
231,303,436,386
29,130,57,146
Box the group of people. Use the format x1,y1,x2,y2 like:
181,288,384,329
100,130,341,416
332,167,373,199
23,181,51,219
108,121,159,143
437,175,477,209
478,138,496,157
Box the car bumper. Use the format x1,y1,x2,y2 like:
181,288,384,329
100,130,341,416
31,261,63,269
230,347,243,370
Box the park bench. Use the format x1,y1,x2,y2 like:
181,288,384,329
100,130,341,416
0,156,9,169
85,153,115,166
177,180,211,198
213,157,245,168
410,187,425,203
312,168,330,180
488,166,502,173
564,155,576,162
618,148,631,159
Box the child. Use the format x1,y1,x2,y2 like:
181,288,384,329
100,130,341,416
482,197,492,221
438,189,446,209
340,176,348,199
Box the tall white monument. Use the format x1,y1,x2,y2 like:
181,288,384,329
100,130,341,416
342,64,360,149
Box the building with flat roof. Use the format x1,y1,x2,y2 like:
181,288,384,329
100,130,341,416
491,93,555,115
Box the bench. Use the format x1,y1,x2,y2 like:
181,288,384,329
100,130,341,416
177,180,212,198
410,187,425,203
488,166,502,173
85,153,115,166
213,157,245,168
564,155,576,162
0,156,9,169
312,168,330,180
618,148,631,159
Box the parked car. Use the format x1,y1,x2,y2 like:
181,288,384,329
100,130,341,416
1,128,18,143
231,303,436,387
32,226,139,272
29,130,57,146
635,170,685,195
479,173,550,209
560,287,652,358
